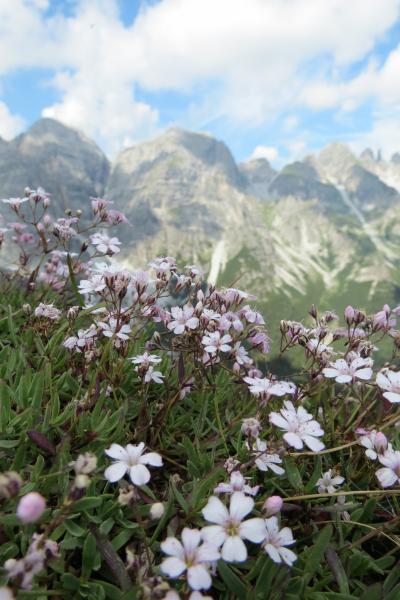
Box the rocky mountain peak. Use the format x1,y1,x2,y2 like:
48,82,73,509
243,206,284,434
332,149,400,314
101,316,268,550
360,148,375,162
238,157,277,200
314,142,356,182
392,152,400,165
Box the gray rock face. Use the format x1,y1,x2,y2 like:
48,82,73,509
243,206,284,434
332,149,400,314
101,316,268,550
239,158,277,200
0,118,109,214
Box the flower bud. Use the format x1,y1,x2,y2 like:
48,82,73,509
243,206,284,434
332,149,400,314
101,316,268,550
118,485,139,507
263,495,283,517
73,452,97,475
0,472,22,499
344,306,355,324
375,432,388,453
67,306,80,320
150,502,165,520
74,474,90,489
16,492,46,523
309,304,318,319
241,417,261,438
22,303,32,315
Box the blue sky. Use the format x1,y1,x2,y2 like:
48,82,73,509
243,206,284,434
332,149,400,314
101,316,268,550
0,0,400,165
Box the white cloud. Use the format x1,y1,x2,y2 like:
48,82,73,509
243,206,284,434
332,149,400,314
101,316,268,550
250,145,279,163
0,101,25,139
0,0,399,155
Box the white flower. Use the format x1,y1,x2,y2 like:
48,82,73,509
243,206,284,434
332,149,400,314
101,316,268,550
322,357,373,383
91,233,121,255
34,303,61,321
168,305,199,334
104,442,162,486
2,197,28,208
243,377,295,399
376,369,400,403
143,366,164,384
63,326,97,353
201,331,232,354
263,517,296,566
78,275,106,295
357,429,390,460
161,528,219,590
233,342,253,366
130,352,161,366
99,318,131,340
376,450,400,488
214,471,259,496
316,470,344,494
252,438,285,475
201,492,266,562
269,401,325,452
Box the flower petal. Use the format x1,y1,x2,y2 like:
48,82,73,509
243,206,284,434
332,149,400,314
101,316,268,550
129,463,150,486
105,444,128,460
302,435,325,452
187,564,212,591
239,518,266,543
221,536,247,562
202,496,229,525
140,452,163,466
182,528,201,553
104,461,127,482
229,492,254,521
283,432,303,449
161,537,184,558
161,556,186,578
201,525,226,548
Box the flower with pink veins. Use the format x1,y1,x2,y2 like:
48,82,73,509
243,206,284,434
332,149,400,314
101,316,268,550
168,304,199,335
244,376,295,400
202,331,232,354
160,528,219,590
90,233,121,255
262,517,296,566
104,442,162,486
323,357,373,383
376,450,400,488
269,401,325,452
376,369,400,403
356,429,390,460
214,471,259,496
233,342,252,366
201,492,266,562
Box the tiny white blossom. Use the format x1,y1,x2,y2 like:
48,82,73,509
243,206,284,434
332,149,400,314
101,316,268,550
34,303,61,321
252,439,285,475
202,331,232,354
104,443,162,486
323,357,373,383
130,352,161,366
201,492,266,563
168,305,199,334
357,429,390,460
214,471,259,496
244,376,295,400
316,470,344,494
99,318,131,340
161,528,220,590
143,366,164,384
376,369,400,403
376,450,400,488
269,401,325,452
263,517,296,566
91,233,121,255
78,275,106,295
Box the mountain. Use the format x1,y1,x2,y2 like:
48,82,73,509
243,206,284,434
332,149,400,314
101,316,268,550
0,119,399,359
0,118,109,215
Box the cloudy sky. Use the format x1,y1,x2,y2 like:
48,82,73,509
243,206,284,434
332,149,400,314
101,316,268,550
0,0,400,164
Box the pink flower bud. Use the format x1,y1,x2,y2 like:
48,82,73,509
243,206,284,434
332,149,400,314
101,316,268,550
344,305,355,324
263,495,283,517
16,492,46,523
375,432,388,453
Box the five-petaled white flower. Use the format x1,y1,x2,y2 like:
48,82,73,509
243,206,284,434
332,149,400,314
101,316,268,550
91,233,121,255
262,517,297,566
143,366,164,384
316,470,344,494
78,275,106,295
104,443,162,486
201,492,266,562
214,471,259,496
160,528,220,590
201,331,232,354
376,450,400,488
130,352,161,367
323,357,373,383
99,318,131,340
168,305,199,335
269,401,325,452
252,438,285,475
376,369,400,403
243,377,295,400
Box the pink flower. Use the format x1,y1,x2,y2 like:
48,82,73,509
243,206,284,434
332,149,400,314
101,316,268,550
168,304,199,334
202,331,232,354
244,376,295,400
17,493,46,523
357,429,390,460
269,401,325,452
376,369,400,403
214,471,259,496
262,517,296,566
322,357,373,383
263,496,283,517
90,233,121,255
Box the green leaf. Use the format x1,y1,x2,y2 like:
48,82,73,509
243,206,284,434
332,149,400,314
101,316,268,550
64,519,86,537
82,532,97,578
217,561,248,599
304,525,333,583
284,457,303,490
73,497,103,511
